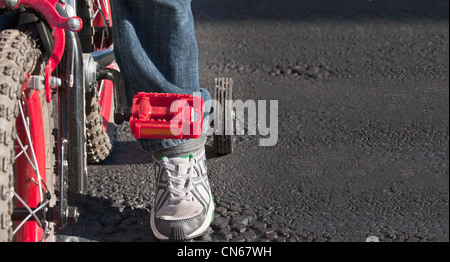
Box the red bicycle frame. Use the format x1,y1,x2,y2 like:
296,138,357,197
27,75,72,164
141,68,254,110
0,0,83,103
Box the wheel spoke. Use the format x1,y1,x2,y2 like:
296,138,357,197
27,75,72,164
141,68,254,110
11,189,44,230
102,0,110,18
13,135,37,172
13,143,28,161
12,198,48,236
11,94,50,239
17,98,44,202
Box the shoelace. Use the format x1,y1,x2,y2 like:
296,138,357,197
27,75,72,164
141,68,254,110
163,157,195,205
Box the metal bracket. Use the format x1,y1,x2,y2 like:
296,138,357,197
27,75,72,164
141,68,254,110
26,76,61,90
25,76,44,90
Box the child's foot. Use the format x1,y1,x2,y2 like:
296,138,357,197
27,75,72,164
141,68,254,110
150,136,214,241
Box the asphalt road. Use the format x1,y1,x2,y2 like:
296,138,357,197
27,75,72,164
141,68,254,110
56,0,449,242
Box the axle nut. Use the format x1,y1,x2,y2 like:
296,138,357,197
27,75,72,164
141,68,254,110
5,0,20,8
66,207,79,224
68,17,81,31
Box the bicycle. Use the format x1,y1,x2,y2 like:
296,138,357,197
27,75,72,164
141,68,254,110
0,0,123,242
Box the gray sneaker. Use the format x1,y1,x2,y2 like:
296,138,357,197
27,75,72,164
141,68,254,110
150,135,214,241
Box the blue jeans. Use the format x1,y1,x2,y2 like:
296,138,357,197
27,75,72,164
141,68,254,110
111,0,211,152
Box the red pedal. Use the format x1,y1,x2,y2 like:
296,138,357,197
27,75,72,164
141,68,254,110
129,92,204,140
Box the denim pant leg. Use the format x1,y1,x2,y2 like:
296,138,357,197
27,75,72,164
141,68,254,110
111,0,211,152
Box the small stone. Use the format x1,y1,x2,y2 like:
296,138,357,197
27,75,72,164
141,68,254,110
275,237,286,242
228,205,241,212
265,231,278,240
315,237,327,242
366,236,380,242
406,237,418,242
241,230,258,242
211,216,229,230
232,216,250,226
215,206,227,215
65,236,80,242
288,236,299,242
217,228,233,240
253,221,268,233
248,216,257,226
278,227,290,237
232,236,245,242
242,209,256,217
233,224,247,233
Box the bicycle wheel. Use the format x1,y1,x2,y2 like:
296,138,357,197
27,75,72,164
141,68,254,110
0,29,55,242
78,0,116,163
